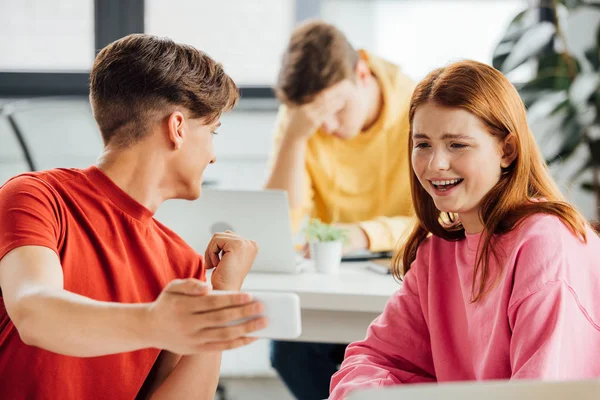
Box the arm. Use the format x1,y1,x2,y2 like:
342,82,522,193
509,280,600,379
0,246,263,358
265,82,354,231
330,268,436,400
336,216,415,253
507,221,600,379
0,245,150,356
359,216,415,252
264,105,314,230
141,351,222,400
141,231,264,399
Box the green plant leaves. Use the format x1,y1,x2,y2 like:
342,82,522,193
304,219,349,243
547,112,583,164
495,2,600,214
493,9,532,70
569,72,600,106
503,22,556,73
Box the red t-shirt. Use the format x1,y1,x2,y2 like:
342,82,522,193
0,166,205,399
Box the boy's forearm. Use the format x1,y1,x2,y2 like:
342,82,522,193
265,135,308,208
15,287,152,357
149,352,222,400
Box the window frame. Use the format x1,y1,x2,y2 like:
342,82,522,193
0,0,320,99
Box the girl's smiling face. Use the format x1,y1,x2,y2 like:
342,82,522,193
411,102,513,233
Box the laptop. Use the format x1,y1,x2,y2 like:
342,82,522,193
154,189,303,274
348,379,600,400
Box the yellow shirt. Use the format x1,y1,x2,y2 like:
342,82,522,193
269,51,416,251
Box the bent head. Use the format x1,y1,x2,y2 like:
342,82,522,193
89,34,238,200
275,20,374,139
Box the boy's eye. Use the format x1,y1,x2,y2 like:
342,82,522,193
212,131,219,135
414,142,430,149
450,143,467,149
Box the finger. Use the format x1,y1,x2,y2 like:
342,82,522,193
204,236,222,270
195,337,258,353
165,278,211,295
209,251,220,270
191,292,254,313
205,234,241,265
300,243,310,259
197,301,264,325
199,316,268,341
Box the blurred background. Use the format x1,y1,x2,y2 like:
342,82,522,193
2,1,599,399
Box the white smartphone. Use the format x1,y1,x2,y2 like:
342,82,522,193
211,290,302,340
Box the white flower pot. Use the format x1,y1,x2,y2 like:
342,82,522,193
309,240,343,274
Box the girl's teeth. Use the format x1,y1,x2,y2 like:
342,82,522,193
432,179,461,185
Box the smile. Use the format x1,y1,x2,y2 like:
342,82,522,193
429,178,464,192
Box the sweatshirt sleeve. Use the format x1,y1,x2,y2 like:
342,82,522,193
359,216,414,252
508,219,600,379
509,280,600,378
329,266,436,400
267,105,314,232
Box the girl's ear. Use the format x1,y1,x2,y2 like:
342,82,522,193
501,134,517,168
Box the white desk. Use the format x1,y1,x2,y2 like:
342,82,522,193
242,262,401,344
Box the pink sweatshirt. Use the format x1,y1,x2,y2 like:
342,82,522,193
330,214,600,399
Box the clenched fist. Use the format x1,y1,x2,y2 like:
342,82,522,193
205,231,258,291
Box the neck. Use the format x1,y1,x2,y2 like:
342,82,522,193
459,210,485,234
96,141,172,213
362,74,383,131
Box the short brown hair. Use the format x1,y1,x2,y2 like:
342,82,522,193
90,34,239,147
275,20,359,105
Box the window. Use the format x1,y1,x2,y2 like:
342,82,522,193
321,0,529,81
0,0,94,72
145,0,295,86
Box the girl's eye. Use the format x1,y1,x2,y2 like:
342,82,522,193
212,131,219,136
414,142,430,149
450,143,467,149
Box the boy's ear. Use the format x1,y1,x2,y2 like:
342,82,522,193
501,134,518,168
354,59,371,85
167,111,185,150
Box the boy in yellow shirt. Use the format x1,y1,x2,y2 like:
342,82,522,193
265,20,415,400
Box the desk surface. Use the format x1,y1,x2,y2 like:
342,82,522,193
242,262,401,314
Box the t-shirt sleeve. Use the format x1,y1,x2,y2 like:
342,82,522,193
0,175,63,261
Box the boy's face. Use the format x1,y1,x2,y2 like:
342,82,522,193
318,61,374,139
319,81,370,139
168,113,218,201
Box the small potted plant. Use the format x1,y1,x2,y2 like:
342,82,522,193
305,219,349,274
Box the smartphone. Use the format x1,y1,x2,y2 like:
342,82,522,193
211,290,302,340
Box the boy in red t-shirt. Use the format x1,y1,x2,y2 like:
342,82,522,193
0,34,265,400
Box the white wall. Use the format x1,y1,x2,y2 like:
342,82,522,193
145,0,295,86
0,0,94,72
322,0,528,82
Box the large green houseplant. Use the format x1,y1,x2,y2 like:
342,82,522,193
492,0,600,224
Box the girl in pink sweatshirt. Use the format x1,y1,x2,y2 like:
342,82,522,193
329,60,600,400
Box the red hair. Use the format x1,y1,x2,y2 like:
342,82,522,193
393,60,588,301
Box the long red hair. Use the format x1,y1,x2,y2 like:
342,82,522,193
393,60,588,301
